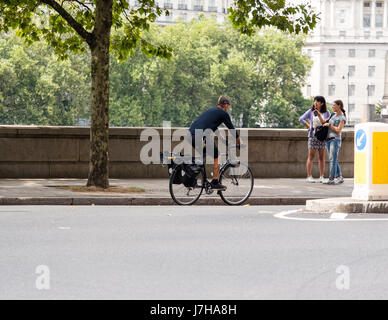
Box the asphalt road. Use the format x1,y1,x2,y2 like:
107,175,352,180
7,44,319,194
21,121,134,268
1,205,388,300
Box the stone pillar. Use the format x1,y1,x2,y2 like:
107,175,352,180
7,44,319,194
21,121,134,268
384,0,388,27
319,0,325,36
330,0,335,28
381,51,388,119
360,0,364,27
351,0,355,29
371,0,376,28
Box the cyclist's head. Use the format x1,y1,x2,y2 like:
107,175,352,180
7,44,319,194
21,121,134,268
217,96,230,111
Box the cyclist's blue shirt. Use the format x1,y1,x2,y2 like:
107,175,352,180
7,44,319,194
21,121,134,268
189,107,239,137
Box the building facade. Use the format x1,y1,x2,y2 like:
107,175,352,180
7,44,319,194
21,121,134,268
131,0,232,24
303,0,388,125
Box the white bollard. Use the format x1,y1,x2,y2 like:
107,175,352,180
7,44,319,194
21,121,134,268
352,122,388,200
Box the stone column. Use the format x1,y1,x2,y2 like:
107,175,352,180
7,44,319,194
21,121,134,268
351,0,356,29
384,0,388,27
360,0,364,28
381,51,388,120
330,0,335,28
371,0,376,29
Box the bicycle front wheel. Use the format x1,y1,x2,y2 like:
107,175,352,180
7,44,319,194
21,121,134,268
169,166,205,205
219,162,254,205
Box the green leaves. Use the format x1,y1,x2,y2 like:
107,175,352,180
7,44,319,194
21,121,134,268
228,0,319,36
0,0,171,61
109,18,312,128
0,33,91,125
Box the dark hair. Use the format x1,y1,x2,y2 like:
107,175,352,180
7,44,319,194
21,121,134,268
217,96,230,106
334,99,346,117
311,96,327,113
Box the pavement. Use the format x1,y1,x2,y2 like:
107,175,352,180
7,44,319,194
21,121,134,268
0,177,354,206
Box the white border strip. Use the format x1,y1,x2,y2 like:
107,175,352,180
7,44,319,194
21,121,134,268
274,209,388,222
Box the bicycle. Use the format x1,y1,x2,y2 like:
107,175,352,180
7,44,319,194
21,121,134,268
160,143,254,205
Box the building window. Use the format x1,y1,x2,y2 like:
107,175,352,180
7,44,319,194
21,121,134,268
339,9,346,24
307,85,311,97
348,49,356,57
376,14,383,27
363,14,371,27
307,49,312,56
364,1,370,7
328,85,336,96
376,2,383,8
163,0,173,9
328,65,336,76
208,0,217,12
348,65,355,76
349,103,356,113
376,31,383,39
193,0,203,11
178,0,187,10
368,66,376,77
369,49,376,57
329,49,336,57
339,30,346,37
367,85,375,96
364,31,370,39
349,84,355,96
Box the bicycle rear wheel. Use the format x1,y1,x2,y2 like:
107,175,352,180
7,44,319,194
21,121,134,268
219,162,254,205
169,166,205,205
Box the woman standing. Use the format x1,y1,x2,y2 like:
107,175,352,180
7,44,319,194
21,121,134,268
299,96,331,183
322,100,346,185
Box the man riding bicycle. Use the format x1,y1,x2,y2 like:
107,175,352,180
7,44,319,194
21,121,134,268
188,96,242,190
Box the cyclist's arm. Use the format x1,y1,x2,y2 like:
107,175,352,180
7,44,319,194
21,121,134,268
223,113,241,144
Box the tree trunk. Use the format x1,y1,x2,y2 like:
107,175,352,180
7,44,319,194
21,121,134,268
86,0,113,188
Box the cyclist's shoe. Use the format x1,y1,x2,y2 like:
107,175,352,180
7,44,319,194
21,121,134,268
210,180,227,190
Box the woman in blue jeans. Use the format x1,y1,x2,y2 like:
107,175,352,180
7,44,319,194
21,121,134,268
322,100,346,185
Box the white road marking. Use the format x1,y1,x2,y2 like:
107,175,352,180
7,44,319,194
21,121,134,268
330,212,348,220
57,227,71,230
273,210,388,222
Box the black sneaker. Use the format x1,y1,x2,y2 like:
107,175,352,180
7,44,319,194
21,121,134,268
210,180,227,190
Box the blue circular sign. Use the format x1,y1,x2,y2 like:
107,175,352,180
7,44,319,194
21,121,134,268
356,129,367,151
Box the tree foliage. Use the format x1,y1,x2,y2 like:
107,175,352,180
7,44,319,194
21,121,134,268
0,17,314,128
0,33,90,125
0,0,172,60
109,17,313,128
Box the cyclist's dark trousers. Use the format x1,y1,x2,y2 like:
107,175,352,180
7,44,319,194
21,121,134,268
189,133,219,160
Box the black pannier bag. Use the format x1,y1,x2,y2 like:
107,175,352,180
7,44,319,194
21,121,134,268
170,163,183,184
181,163,201,188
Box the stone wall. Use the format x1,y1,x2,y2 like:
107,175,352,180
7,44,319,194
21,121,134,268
0,126,354,178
